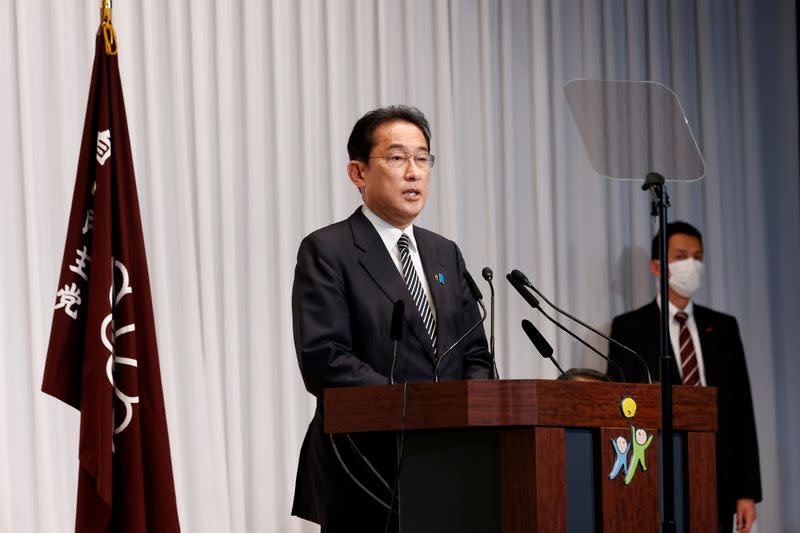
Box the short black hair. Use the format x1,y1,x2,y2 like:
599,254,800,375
650,221,703,260
557,368,615,382
347,105,431,163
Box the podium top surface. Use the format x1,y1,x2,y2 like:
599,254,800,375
324,379,716,434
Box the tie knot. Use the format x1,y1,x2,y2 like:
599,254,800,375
675,311,688,325
397,233,410,251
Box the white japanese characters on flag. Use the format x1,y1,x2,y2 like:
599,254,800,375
96,129,111,165
104,259,139,445
54,282,82,319
53,131,111,321
51,128,140,446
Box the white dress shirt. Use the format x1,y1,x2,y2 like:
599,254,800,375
657,295,707,386
361,205,437,322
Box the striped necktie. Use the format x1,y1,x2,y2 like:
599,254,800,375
397,234,437,355
675,311,701,386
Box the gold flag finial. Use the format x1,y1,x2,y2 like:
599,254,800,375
99,0,118,55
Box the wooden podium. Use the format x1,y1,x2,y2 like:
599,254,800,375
325,379,717,533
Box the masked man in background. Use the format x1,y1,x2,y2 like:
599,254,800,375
607,221,762,533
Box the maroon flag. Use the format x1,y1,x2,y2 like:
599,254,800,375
42,29,180,533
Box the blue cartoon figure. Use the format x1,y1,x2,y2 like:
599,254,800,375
608,435,629,480
624,427,654,485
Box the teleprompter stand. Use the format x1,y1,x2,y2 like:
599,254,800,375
565,80,707,533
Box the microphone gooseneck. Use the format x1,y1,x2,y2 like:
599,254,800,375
513,269,652,384
482,267,498,379
508,270,627,381
536,306,626,382
434,270,487,382
385,382,408,532
389,300,404,385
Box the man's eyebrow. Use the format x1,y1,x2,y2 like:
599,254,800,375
386,143,430,152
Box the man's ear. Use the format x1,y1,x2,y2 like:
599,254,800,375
347,160,366,191
649,259,663,278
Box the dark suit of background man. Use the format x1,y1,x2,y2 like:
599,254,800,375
608,222,762,533
290,106,493,532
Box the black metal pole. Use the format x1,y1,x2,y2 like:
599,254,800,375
643,172,676,533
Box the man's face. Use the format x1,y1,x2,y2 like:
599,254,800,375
649,233,703,276
348,120,430,229
666,233,703,263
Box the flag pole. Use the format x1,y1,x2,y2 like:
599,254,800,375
100,0,111,19
99,0,118,55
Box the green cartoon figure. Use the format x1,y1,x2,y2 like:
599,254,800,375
624,426,653,485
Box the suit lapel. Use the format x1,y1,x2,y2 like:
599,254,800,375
349,209,435,361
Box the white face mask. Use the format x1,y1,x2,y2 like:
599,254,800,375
668,258,704,298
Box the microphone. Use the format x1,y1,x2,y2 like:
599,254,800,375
434,270,488,382
389,300,404,385
464,269,483,300
507,271,627,382
481,267,498,379
507,272,541,309
521,319,567,379
512,269,652,384
509,269,530,287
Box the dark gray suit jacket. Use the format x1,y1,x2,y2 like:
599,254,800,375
291,208,493,527
608,301,762,530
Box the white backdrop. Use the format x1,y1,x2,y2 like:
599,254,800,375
1,1,798,532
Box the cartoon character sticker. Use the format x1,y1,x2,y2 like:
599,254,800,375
624,427,654,485
608,426,654,485
608,436,629,480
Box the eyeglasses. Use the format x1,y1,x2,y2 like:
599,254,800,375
369,152,436,169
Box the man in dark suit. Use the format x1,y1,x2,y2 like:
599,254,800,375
291,105,493,531
608,221,762,533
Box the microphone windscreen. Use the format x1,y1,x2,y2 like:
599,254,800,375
510,269,530,286
507,273,540,309
481,267,493,281
521,319,554,359
390,300,404,341
464,270,483,301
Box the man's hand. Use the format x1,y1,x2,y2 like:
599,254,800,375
736,498,756,532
